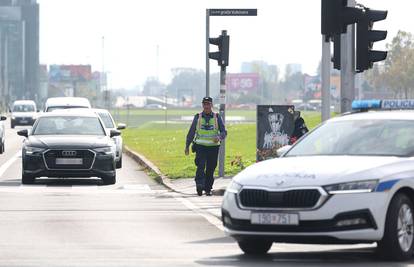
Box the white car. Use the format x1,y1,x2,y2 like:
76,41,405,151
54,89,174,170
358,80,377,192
222,99,414,261
44,97,91,112
92,109,126,169
0,115,6,153
10,100,38,128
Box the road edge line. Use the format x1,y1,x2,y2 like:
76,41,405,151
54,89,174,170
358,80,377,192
174,196,224,231
0,151,20,178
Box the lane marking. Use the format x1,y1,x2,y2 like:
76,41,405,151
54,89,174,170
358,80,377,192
0,151,20,178
174,196,224,231
119,184,152,191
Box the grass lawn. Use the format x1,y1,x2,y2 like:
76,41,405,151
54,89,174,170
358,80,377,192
122,110,331,179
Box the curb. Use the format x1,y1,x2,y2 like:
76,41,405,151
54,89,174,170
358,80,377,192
124,146,226,196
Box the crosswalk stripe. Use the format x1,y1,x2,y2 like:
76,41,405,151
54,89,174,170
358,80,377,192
0,183,169,195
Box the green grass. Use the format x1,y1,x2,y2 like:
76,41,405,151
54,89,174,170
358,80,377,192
122,110,330,179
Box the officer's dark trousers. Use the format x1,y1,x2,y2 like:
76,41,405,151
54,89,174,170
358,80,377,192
194,144,220,192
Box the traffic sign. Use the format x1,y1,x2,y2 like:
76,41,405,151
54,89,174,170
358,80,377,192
209,9,257,16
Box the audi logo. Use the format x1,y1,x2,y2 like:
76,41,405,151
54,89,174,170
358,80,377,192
62,151,77,157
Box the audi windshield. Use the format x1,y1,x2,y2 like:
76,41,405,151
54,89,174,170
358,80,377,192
286,119,414,157
32,116,106,136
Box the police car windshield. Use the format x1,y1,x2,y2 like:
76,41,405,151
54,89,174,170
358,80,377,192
286,119,414,157
33,116,105,136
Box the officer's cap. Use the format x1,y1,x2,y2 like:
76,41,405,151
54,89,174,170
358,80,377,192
202,97,213,103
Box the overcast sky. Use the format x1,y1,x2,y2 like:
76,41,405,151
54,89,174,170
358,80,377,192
37,0,413,89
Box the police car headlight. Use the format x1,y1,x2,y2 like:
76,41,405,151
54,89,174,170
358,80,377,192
324,180,378,194
93,147,113,155
226,180,242,194
25,146,46,155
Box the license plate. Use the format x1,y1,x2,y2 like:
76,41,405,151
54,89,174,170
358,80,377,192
251,212,299,225
20,120,28,123
56,158,83,165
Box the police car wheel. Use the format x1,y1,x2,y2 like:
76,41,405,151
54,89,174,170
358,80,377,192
377,193,414,261
237,238,272,255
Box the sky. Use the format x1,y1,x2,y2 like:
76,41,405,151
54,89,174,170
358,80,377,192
37,0,414,90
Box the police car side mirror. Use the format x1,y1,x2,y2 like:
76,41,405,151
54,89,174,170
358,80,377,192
276,145,292,157
0,116,6,121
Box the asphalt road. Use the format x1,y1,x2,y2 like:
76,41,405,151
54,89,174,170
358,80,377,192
0,122,413,267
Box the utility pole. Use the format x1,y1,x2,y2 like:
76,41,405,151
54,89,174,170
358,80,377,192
206,9,210,97
218,53,227,178
321,35,331,122
340,0,356,113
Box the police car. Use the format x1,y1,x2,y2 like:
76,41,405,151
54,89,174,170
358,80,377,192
222,99,414,261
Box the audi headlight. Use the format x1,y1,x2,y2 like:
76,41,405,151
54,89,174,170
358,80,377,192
94,146,113,155
324,180,378,194
226,180,242,194
25,146,46,155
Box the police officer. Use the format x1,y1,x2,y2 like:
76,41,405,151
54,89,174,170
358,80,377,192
290,111,309,144
185,97,227,196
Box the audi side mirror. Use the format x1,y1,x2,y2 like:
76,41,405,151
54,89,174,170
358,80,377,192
110,130,121,138
17,129,29,138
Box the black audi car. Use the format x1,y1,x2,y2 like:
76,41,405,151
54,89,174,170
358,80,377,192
18,110,120,185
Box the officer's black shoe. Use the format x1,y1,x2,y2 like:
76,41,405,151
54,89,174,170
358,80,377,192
205,191,212,196
196,186,203,196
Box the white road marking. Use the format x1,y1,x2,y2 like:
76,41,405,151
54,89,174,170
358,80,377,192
0,151,20,178
119,184,151,191
174,196,224,231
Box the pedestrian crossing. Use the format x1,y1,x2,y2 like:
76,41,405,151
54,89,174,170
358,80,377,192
0,182,168,195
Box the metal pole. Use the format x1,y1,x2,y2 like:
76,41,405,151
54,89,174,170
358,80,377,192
321,35,331,122
340,0,356,113
218,64,226,178
218,31,227,178
206,9,210,97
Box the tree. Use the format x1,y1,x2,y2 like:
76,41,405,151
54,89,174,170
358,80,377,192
143,77,165,97
167,68,205,102
365,31,414,98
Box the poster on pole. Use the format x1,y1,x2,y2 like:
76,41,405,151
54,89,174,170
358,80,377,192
257,105,295,161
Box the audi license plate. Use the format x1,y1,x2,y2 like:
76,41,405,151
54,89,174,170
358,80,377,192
251,212,299,225
56,158,83,165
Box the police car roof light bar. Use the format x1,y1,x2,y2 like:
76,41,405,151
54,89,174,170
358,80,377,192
351,100,381,110
352,99,414,112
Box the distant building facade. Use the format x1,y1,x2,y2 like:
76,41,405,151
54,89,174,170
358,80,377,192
0,0,39,109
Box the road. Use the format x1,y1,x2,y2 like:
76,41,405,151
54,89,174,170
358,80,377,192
0,123,412,266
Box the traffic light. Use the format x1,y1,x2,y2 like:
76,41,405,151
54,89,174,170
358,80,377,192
209,31,230,67
356,8,388,72
332,34,341,70
321,0,363,37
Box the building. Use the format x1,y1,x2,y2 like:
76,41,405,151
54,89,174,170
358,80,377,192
0,0,39,110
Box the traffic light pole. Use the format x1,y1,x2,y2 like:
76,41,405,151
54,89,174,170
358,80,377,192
321,35,331,122
340,0,356,113
218,64,226,178
206,9,210,97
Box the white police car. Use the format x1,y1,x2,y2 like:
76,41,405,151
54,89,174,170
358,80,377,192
222,99,414,261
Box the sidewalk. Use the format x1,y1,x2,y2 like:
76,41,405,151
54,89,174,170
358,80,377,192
124,146,232,196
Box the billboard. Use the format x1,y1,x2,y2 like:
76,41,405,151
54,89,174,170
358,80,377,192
226,73,259,92
257,105,295,161
49,65,92,82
